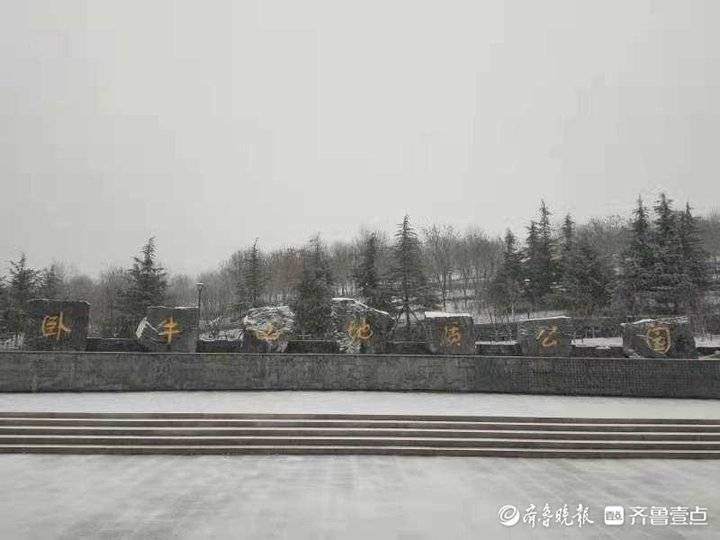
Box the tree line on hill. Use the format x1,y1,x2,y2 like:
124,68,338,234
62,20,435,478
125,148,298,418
1,192,719,341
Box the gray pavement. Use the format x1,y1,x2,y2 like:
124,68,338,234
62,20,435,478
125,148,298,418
0,391,719,419
0,454,717,539
1,392,719,539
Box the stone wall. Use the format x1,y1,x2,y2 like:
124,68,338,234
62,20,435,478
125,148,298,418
0,351,719,398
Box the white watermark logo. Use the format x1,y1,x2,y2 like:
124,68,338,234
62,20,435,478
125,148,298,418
497,505,520,527
604,506,625,525
499,503,709,529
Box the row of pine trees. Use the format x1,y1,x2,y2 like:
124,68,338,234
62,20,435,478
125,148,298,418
489,194,709,321
246,216,440,338
0,215,441,340
1,193,714,341
0,240,167,339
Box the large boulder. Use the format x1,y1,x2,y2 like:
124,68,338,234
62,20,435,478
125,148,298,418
422,312,475,355
201,316,243,341
136,306,199,352
517,316,573,357
241,306,295,353
23,299,90,351
330,298,394,354
621,317,697,359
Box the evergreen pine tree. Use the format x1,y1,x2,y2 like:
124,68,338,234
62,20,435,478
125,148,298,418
489,230,524,316
523,201,556,311
119,238,167,336
560,214,575,255
292,236,334,337
391,215,438,330
6,253,39,336
353,232,393,312
676,202,709,313
245,239,264,308
0,276,8,336
523,220,541,310
537,200,555,298
38,264,64,299
620,196,655,316
235,239,265,313
563,237,613,315
651,193,684,313
557,214,575,309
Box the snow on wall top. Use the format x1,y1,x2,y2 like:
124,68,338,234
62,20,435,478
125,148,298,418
424,311,474,319
522,315,571,322
331,297,391,317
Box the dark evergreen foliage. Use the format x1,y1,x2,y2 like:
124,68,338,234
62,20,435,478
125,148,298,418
489,230,524,316
619,197,655,316
391,215,438,329
561,236,613,315
353,232,393,312
118,238,167,336
522,220,542,309
38,264,64,300
4,254,39,336
675,202,709,314
235,239,266,314
292,236,334,337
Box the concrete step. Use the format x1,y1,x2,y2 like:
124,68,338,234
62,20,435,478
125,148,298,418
1,412,718,457
0,436,718,450
1,427,719,440
0,445,719,458
1,418,718,432
2,412,719,424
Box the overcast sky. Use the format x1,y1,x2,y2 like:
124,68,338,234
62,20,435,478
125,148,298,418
1,0,719,276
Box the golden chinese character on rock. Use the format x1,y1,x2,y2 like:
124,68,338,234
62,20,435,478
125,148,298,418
41,312,71,341
443,324,462,347
348,318,373,342
645,324,671,354
255,323,281,343
536,325,559,348
158,317,181,344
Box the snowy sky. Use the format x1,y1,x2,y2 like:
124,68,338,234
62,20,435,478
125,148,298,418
1,1,719,276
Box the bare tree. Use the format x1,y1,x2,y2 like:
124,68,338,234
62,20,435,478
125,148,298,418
423,224,456,310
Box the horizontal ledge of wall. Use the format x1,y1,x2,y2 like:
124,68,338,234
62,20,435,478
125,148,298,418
0,352,718,399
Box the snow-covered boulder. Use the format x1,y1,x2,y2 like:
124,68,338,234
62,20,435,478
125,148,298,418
422,311,475,355
331,298,394,354
517,316,573,357
621,317,697,359
200,316,243,341
241,306,295,353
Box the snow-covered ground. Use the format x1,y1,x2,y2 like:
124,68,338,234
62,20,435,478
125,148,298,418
696,335,720,347
479,336,720,347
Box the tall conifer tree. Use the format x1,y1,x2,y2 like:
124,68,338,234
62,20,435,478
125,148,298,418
5,254,39,336
620,197,655,316
292,236,334,337
391,215,438,329
119,238,167,336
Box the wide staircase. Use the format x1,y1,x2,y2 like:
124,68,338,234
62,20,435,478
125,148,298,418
0,412,719,458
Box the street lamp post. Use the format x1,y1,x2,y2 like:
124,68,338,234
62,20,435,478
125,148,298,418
196,282,205,325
